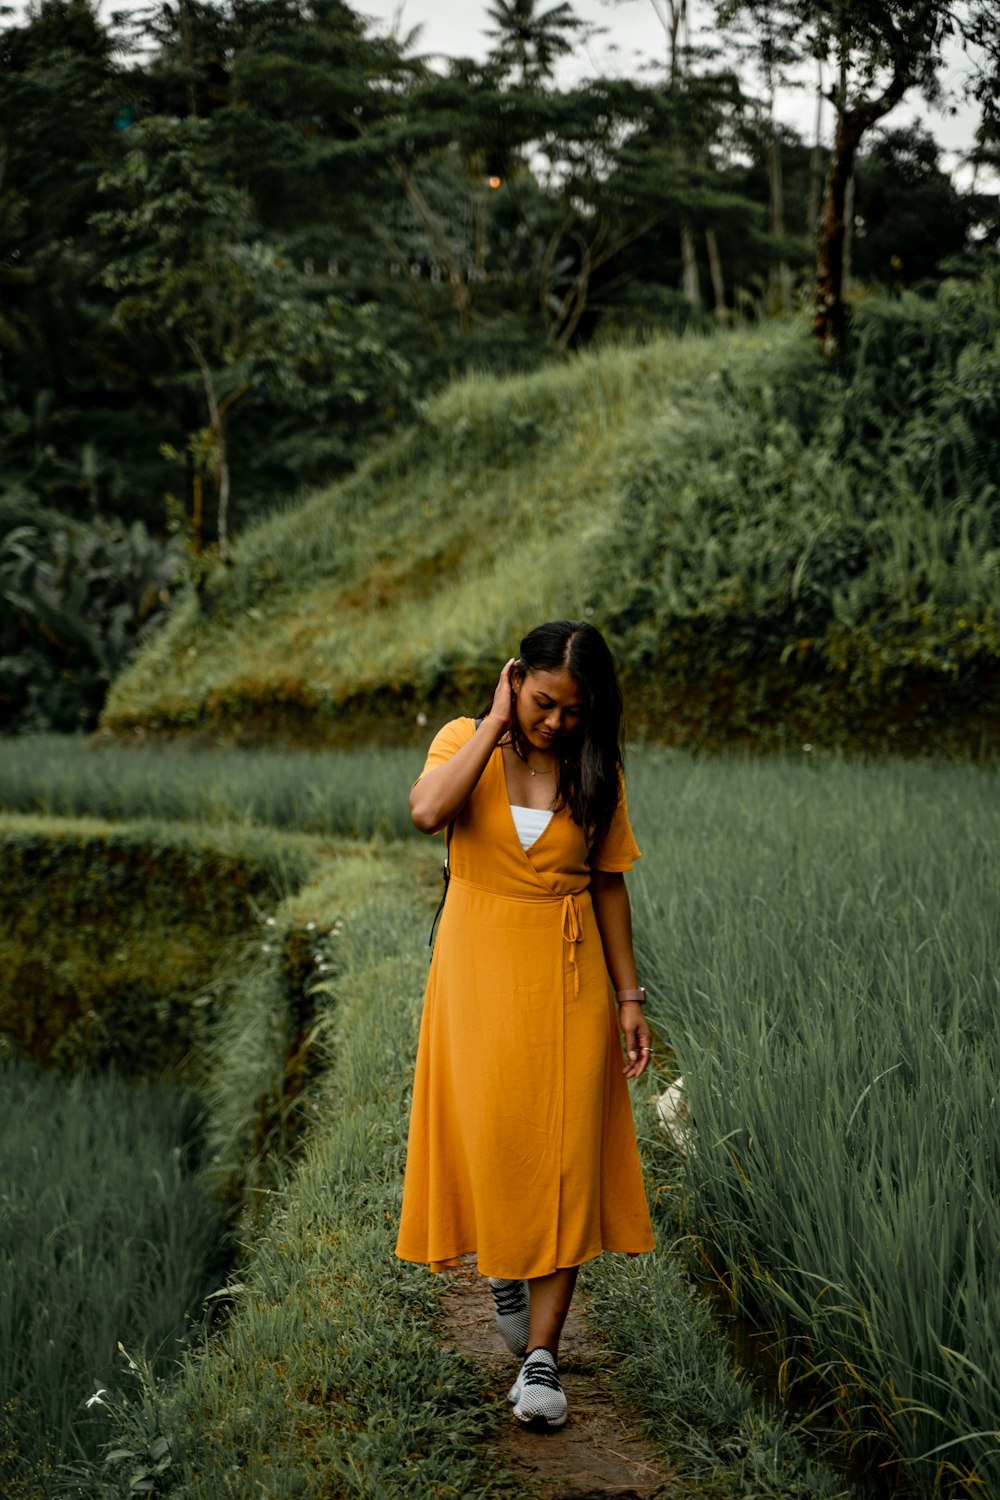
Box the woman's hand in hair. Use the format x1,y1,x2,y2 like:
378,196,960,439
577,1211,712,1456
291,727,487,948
485,657,518,736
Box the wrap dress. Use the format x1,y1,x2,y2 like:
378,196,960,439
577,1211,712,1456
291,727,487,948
395,717,655,1280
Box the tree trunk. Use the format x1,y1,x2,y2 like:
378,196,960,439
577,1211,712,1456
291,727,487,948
806,61,825,239
766,113,792,311
215,423,231,565
841,171,855,302
705,227,728,323
814,62,911,356
680,219,701,311
177,0,198,118
648,0,700,313
540,217,594,348
187,337,249,565
814,111,862,355
192,470,203,556
391,159,473,333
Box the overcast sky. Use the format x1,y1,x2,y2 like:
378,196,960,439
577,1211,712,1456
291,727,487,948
357,0,985,168
9,0,988,175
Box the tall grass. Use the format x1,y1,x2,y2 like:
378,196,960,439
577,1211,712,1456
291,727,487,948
0,735,421,838
626,752,1000,1494
80,864,521,1499
0,1056,224,1489
6,735,998,1492
88,855,861,1499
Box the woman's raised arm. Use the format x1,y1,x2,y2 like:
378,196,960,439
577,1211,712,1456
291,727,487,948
409,659,516,833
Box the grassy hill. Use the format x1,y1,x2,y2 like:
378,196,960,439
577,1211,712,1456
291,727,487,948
102,287,1000,752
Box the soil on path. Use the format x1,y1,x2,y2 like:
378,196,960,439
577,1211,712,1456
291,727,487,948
438,1258,681,1498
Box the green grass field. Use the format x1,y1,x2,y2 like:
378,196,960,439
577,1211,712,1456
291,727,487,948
626,752,1000,1494
0,1059,225,1489
2,738,996,1494
0,734,420,839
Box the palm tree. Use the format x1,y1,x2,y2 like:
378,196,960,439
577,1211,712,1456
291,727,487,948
484,0,585,85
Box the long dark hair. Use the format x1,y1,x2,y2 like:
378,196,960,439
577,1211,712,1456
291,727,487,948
508,619,624,841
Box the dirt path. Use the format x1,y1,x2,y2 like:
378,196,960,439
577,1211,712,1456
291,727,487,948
438,1258,681,1498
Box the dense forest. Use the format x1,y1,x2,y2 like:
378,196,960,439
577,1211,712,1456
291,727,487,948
2,0,998,733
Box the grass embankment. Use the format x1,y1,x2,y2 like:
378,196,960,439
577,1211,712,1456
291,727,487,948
0,812,323,1490
0,813,317,1071
100,278,1000,752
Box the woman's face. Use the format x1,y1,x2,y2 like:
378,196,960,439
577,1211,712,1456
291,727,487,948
514,666,584,751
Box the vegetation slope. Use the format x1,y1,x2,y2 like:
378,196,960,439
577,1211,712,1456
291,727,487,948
103,277,1000,753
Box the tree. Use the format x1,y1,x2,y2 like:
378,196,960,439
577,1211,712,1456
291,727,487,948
717,0,1000,353
0,0,150,514
93,113,407,561
484,0,586,86
852,124,978,288
716,4,805,308
606,0,740,318
503,71,759,343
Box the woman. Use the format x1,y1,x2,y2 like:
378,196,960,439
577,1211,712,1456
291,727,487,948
396,620,654,1429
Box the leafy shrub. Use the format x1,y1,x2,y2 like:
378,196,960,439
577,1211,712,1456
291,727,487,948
597,275,1000,747
835,269,1000,497
0,494,183,732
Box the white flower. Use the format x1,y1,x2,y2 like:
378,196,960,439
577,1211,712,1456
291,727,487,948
656,1077,695,1157
306,921,317,930
266,917,277,926
85,1388,109,1408
261,943,271,953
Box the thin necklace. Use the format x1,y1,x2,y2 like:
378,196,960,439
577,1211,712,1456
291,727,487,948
507,738,557,777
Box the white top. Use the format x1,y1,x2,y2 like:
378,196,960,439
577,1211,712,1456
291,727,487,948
510,804,554,850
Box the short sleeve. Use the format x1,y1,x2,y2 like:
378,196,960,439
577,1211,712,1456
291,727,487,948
413,717,477,785
588,775,641,872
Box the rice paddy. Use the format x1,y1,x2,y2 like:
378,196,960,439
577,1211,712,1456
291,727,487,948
2,738,996,1494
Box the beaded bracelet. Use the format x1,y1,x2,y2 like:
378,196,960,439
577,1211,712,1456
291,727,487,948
616,987,646,1005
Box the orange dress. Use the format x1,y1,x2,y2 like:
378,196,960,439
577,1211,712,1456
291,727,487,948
395,718,655,1279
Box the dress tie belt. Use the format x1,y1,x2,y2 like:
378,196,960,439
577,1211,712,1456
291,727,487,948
561,894,583,997
447,876,588,998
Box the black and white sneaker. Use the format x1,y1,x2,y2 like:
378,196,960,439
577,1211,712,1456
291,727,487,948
487,1277,530,1357
507,1347,567,1428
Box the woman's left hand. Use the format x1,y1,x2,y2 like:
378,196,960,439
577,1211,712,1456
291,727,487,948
618,1000,652,1078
